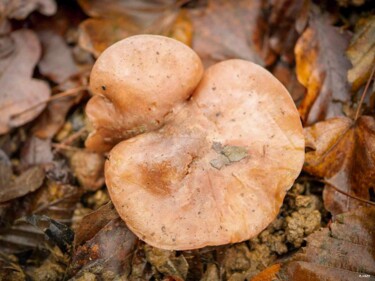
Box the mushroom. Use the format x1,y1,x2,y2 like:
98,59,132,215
86,35,305,250
85,35,203,152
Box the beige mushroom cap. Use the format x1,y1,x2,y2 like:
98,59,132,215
105,59,305,250
86,35,204,152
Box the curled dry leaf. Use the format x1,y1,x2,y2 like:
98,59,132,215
25,214,74,253
69,217,137,277
0,29,50,134
346,15,375,92
0,166,45,203
77,0,187,57
0,0,56,20
276,207,375,280
188,0,263,67
304,116,375,215
87,35,305,250
295,12,351,125
68,150,105,191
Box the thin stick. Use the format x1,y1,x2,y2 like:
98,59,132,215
325,181,375,206
10,86,86,119
51,143,82,152
354,64,375,121
60,127,87,146
299,176,375,206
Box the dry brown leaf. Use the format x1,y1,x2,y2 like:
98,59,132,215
260,0,309,66
0,0,56,20
73,202,118,249
32,30,84,139
67,150,105,191
77,0,186,57
20,136,53,168
0,166,45,203
277,207,375,280
0,29,50,134
295,12,351,125
188,0,263,67
37,30,79,84
304,116,375,215
69,217,137,278
346,15,375,92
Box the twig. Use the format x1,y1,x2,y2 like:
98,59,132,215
10,86,86,119
354,64,375,121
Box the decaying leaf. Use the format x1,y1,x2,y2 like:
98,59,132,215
67,150,105,191
260,0,309,65
0,166,45,203
188,0,263,67
77,0,187,57
0,29,50,134
20,136,53,168
0,0,56,20
73,202,118,248
276,207,375,280
295,12,351,125
346,15,375,92
37,30,79,84
69,217,137,278
304,116,375,215
25,214,74,253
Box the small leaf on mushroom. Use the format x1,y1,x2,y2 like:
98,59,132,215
85,35,304,250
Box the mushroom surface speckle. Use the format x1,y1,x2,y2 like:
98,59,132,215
86,35,305,250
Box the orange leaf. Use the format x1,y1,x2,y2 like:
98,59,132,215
295,12,351,125
304,116,375,215
277,207,375,280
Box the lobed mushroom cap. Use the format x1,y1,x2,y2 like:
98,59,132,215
105,59,305,250
85,35,204,152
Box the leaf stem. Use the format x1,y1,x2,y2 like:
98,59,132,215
354,64,375,121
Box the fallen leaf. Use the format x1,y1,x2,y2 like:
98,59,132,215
37,30,79,84
188,0,263,67
25,214,74,253
0,0,56,20
67,150,105,191
77,0,185,57
260,0,309,65
73,201,119,248
276,207,375,280
0,166,45,203
304,116,375,215
272,61,306,104
346,15,375,92
68,217,137,278
0,29,50,134
295,11,351,125
20,136,53,168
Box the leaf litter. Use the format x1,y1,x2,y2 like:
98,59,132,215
0,0,374,280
